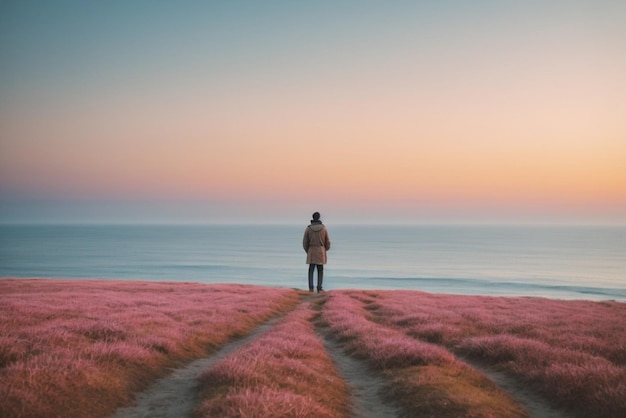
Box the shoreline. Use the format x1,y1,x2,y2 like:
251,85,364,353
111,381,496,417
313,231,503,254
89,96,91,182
2,224,623,302
2,276,625,302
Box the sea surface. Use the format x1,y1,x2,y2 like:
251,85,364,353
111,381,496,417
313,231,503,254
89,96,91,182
1,224,624,300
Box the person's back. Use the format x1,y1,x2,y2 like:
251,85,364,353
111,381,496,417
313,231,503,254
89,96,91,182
302,212,330,292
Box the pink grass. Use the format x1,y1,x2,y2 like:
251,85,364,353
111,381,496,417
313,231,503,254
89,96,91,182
321,291,528,417
322,291,454,369
194,303,350,418
3,279,624,417
0,279,299,418
366,290,626,417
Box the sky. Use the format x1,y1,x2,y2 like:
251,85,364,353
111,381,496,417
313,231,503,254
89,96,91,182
1,1,625,224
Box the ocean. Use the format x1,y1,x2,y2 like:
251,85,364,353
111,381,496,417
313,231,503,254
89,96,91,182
0,224,624,300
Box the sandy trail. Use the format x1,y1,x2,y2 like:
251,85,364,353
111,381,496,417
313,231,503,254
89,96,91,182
296,295,401,417
307,293,402,417
319,333,402,417
460,357,572,418
109,315,284,418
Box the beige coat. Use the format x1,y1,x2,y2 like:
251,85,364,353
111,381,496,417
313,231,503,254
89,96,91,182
303,223,331,264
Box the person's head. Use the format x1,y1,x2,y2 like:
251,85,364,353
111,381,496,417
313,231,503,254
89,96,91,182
312,212,321,221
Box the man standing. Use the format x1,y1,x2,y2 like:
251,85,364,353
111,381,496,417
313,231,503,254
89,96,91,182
303,212,331,292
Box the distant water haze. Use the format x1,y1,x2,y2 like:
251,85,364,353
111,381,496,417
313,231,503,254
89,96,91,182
1,224,624,301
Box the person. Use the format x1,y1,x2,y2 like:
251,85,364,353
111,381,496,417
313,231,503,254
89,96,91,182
302,212,331,292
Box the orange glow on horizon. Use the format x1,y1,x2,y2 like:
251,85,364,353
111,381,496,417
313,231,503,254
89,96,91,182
1,2,625,223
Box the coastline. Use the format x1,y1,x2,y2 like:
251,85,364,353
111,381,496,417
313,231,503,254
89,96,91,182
2,224,624,302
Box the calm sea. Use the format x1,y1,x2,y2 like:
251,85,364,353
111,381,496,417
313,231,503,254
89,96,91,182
0,224,624,300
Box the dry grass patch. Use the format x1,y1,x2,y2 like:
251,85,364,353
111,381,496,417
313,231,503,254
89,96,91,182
385,364,528,418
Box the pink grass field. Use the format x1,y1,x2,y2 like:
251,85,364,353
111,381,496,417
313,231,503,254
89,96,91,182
321,291,529,417
1,279,625,418
0,279,299,418
353,290,626,418
194,302,350,418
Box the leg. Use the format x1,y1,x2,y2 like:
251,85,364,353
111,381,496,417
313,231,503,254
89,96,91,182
317,264,324,291
308,264,315,291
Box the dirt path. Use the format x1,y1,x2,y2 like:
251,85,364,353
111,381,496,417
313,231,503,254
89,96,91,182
307,294,402,417
319,332,402,417
109,314,284,418
459,356,572,418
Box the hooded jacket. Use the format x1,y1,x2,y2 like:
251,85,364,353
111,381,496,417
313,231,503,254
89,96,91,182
303,221,331,264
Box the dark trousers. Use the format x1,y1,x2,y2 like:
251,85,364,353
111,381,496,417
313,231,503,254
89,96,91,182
308,264,323,290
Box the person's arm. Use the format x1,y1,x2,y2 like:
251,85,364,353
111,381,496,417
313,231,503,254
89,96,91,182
324,229,331,251
303,229,310,252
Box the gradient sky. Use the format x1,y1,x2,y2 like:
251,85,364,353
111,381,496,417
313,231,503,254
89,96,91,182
1,1,625,224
